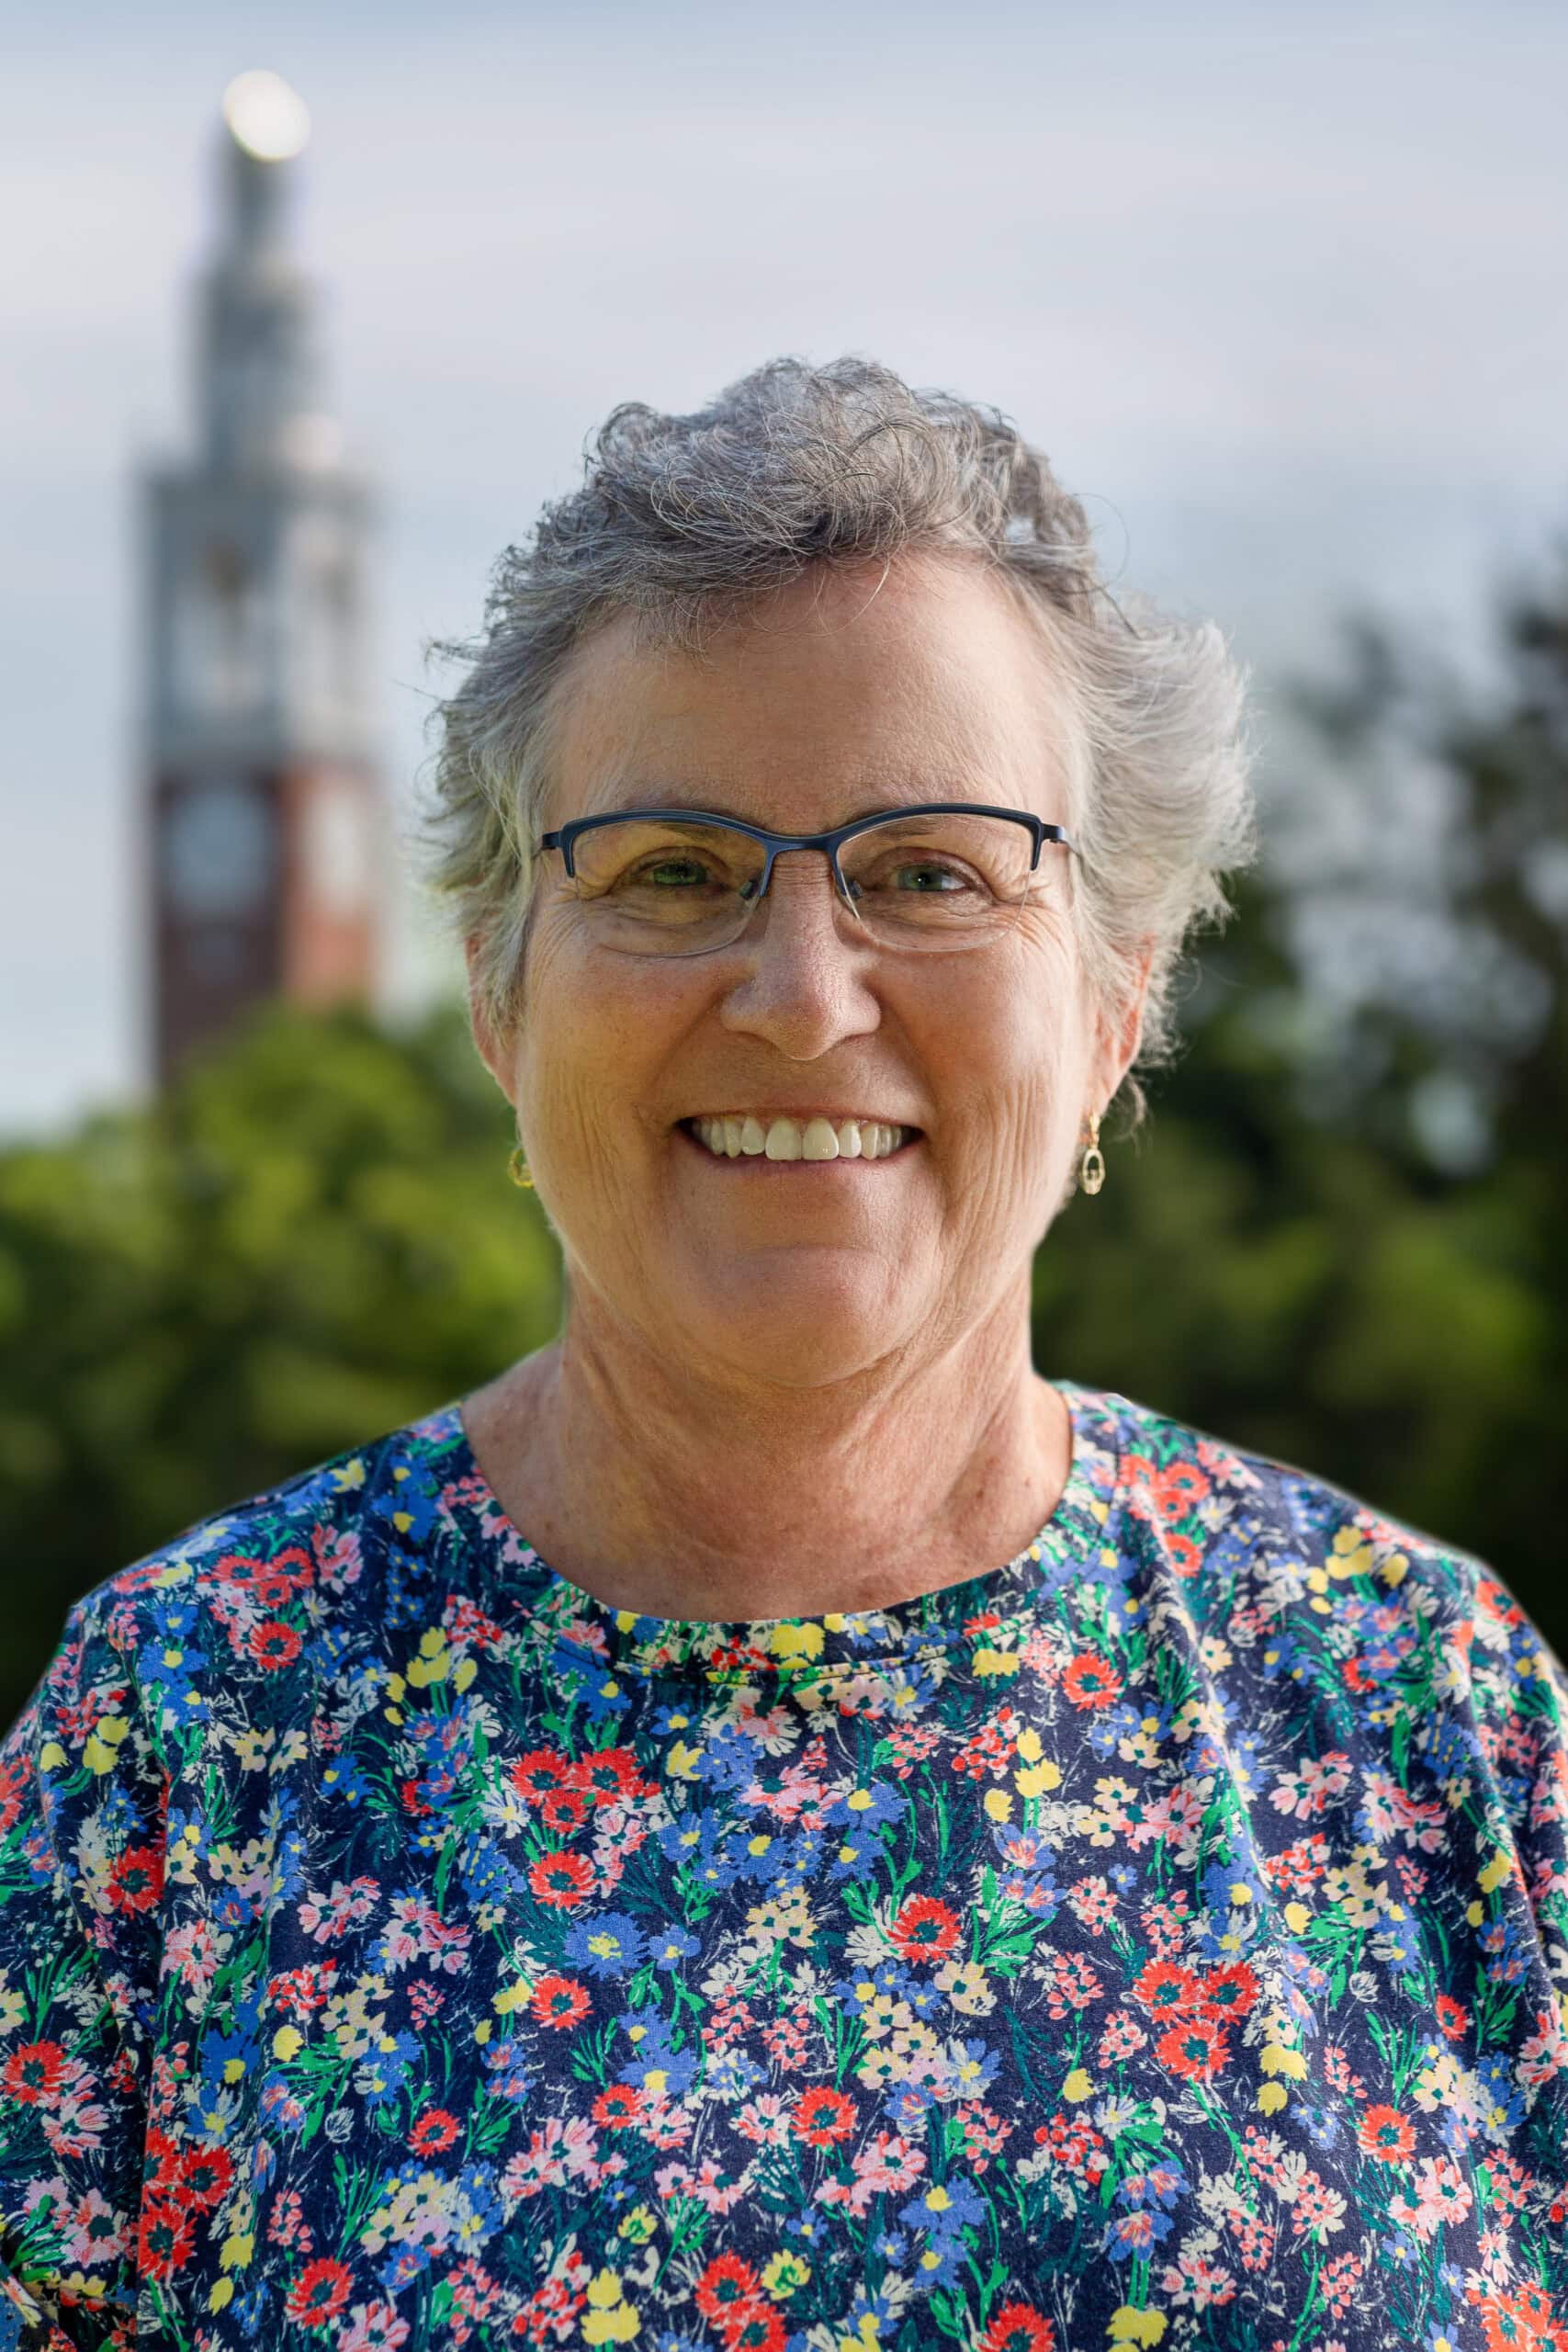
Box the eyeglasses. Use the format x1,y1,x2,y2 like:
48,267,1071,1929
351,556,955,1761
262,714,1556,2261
534,801,1077,958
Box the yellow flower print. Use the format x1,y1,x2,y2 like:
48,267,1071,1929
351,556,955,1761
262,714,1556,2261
971,1647,1021,1678
82,1715,130,1776
406,1629,451,1687
1109,2308,1167,2347
770,1620,825,1663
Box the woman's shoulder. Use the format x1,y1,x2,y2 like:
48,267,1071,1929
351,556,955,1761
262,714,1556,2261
1083,1380,1563,1699
22,1402,488,1743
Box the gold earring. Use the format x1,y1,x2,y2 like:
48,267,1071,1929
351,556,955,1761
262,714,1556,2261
508,1145,535,1190
1079,1112,1105,1195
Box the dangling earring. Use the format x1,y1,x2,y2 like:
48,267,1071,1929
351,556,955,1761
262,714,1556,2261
1079,1111,1105,1195
508,1145,535,1190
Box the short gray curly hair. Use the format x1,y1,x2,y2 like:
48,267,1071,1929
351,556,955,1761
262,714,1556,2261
411,354,1260,1134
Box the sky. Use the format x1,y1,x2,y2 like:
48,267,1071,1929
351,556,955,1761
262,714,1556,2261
4,1,1566,1136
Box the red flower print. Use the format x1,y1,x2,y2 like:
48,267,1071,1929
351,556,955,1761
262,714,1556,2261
143,2128,182,2199
1131,1960,1202,2021
213,1547,266,1582
0,1756,26,1836
1469,2279,1568,2352
177,2143,234,2210
978,2302,1056,2352
1149,1460,1211,1517
526,1849,594,1908
107,1842,164,1915
245,1620,303,1672
1510,2282,1568,2343
568,1746,657,1806
793,2086,857,2146
591,2082,646,2130
508,1748,573,1804
694,2252,765,2329
889,1894,962,1965
538,1785,592,1834
1358,2104,1416,2163
1164,1531,1203,1581
1155,2014,1231,2082
728,2309,787,2352
410,2109,462,2154
4,2041,66,2106
1434,1992,1468,2041
219,1544,313,1606
138,2197,197,2280
286,2257,355,2329
244,1554,314,1610
1199,1962,1260,2021
1062,1652,1122,1711
530,1973,592,2031
249,1573,301,1611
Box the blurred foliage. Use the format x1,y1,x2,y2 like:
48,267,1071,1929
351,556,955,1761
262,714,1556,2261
3,548,1566,1728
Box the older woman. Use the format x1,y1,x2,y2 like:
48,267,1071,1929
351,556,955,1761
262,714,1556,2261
3,357,1566,2352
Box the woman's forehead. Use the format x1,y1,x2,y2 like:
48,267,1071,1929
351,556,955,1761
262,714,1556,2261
545,561,1079,831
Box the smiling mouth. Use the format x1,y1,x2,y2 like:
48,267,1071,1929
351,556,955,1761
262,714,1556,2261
675,1118,923,1166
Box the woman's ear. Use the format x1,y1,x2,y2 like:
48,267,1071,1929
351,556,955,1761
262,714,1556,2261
1094,937,1156,1111
464,935,513,1102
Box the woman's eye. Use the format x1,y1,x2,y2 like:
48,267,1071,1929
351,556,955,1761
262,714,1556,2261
886,862,970,892
635,859,712,888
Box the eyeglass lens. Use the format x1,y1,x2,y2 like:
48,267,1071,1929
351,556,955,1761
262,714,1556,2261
561,812,1063,956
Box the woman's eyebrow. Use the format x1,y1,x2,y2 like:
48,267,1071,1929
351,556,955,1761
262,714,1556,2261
596,779,979,820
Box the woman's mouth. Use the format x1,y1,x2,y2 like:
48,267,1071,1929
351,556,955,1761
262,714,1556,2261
675,1113,922,1166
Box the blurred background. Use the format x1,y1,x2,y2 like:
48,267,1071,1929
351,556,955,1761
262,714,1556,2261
3,0,1565,1730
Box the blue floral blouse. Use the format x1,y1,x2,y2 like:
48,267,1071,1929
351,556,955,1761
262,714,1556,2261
2,1380,1566,2352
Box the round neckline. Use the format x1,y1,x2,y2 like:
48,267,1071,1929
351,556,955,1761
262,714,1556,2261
434,1380,1126,1688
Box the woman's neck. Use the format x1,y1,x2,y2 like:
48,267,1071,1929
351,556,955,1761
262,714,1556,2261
460,1309,1072,1624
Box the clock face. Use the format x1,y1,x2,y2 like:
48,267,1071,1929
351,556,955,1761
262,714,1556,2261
164,778,275,918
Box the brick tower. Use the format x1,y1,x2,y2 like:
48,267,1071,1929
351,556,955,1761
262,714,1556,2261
142,71,380,1089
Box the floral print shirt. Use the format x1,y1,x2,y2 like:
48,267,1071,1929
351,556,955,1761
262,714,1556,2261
2,1380,1567,2352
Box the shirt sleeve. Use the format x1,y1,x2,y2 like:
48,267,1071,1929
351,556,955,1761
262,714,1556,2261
1460,1556,1568,2036
0,1596,164,2352
1283,1473,1568,2232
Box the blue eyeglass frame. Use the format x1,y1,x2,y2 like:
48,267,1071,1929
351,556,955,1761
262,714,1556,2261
536,801,1078,916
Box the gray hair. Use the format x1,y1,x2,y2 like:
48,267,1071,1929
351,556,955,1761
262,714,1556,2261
410,354,1260,1134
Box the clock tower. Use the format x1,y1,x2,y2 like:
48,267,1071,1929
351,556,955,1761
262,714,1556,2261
143,71,380,1089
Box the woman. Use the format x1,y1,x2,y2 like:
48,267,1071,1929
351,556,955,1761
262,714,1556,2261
3,356,1565,2352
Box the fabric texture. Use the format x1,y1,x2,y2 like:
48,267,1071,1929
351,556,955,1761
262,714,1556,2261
2,1381,1566,2352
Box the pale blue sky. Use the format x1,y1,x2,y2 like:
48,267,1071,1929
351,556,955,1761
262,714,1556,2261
5,2,1565,1134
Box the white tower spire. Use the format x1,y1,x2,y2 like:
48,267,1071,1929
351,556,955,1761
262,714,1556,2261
141,73,380,1089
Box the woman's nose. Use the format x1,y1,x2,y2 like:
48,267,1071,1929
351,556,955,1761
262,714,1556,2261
716,852,881,1046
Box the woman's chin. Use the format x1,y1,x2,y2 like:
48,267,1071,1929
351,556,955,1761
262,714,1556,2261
670,1261,918,1386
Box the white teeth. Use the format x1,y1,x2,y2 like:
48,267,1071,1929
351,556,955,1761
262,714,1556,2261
689,1115,911,1161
